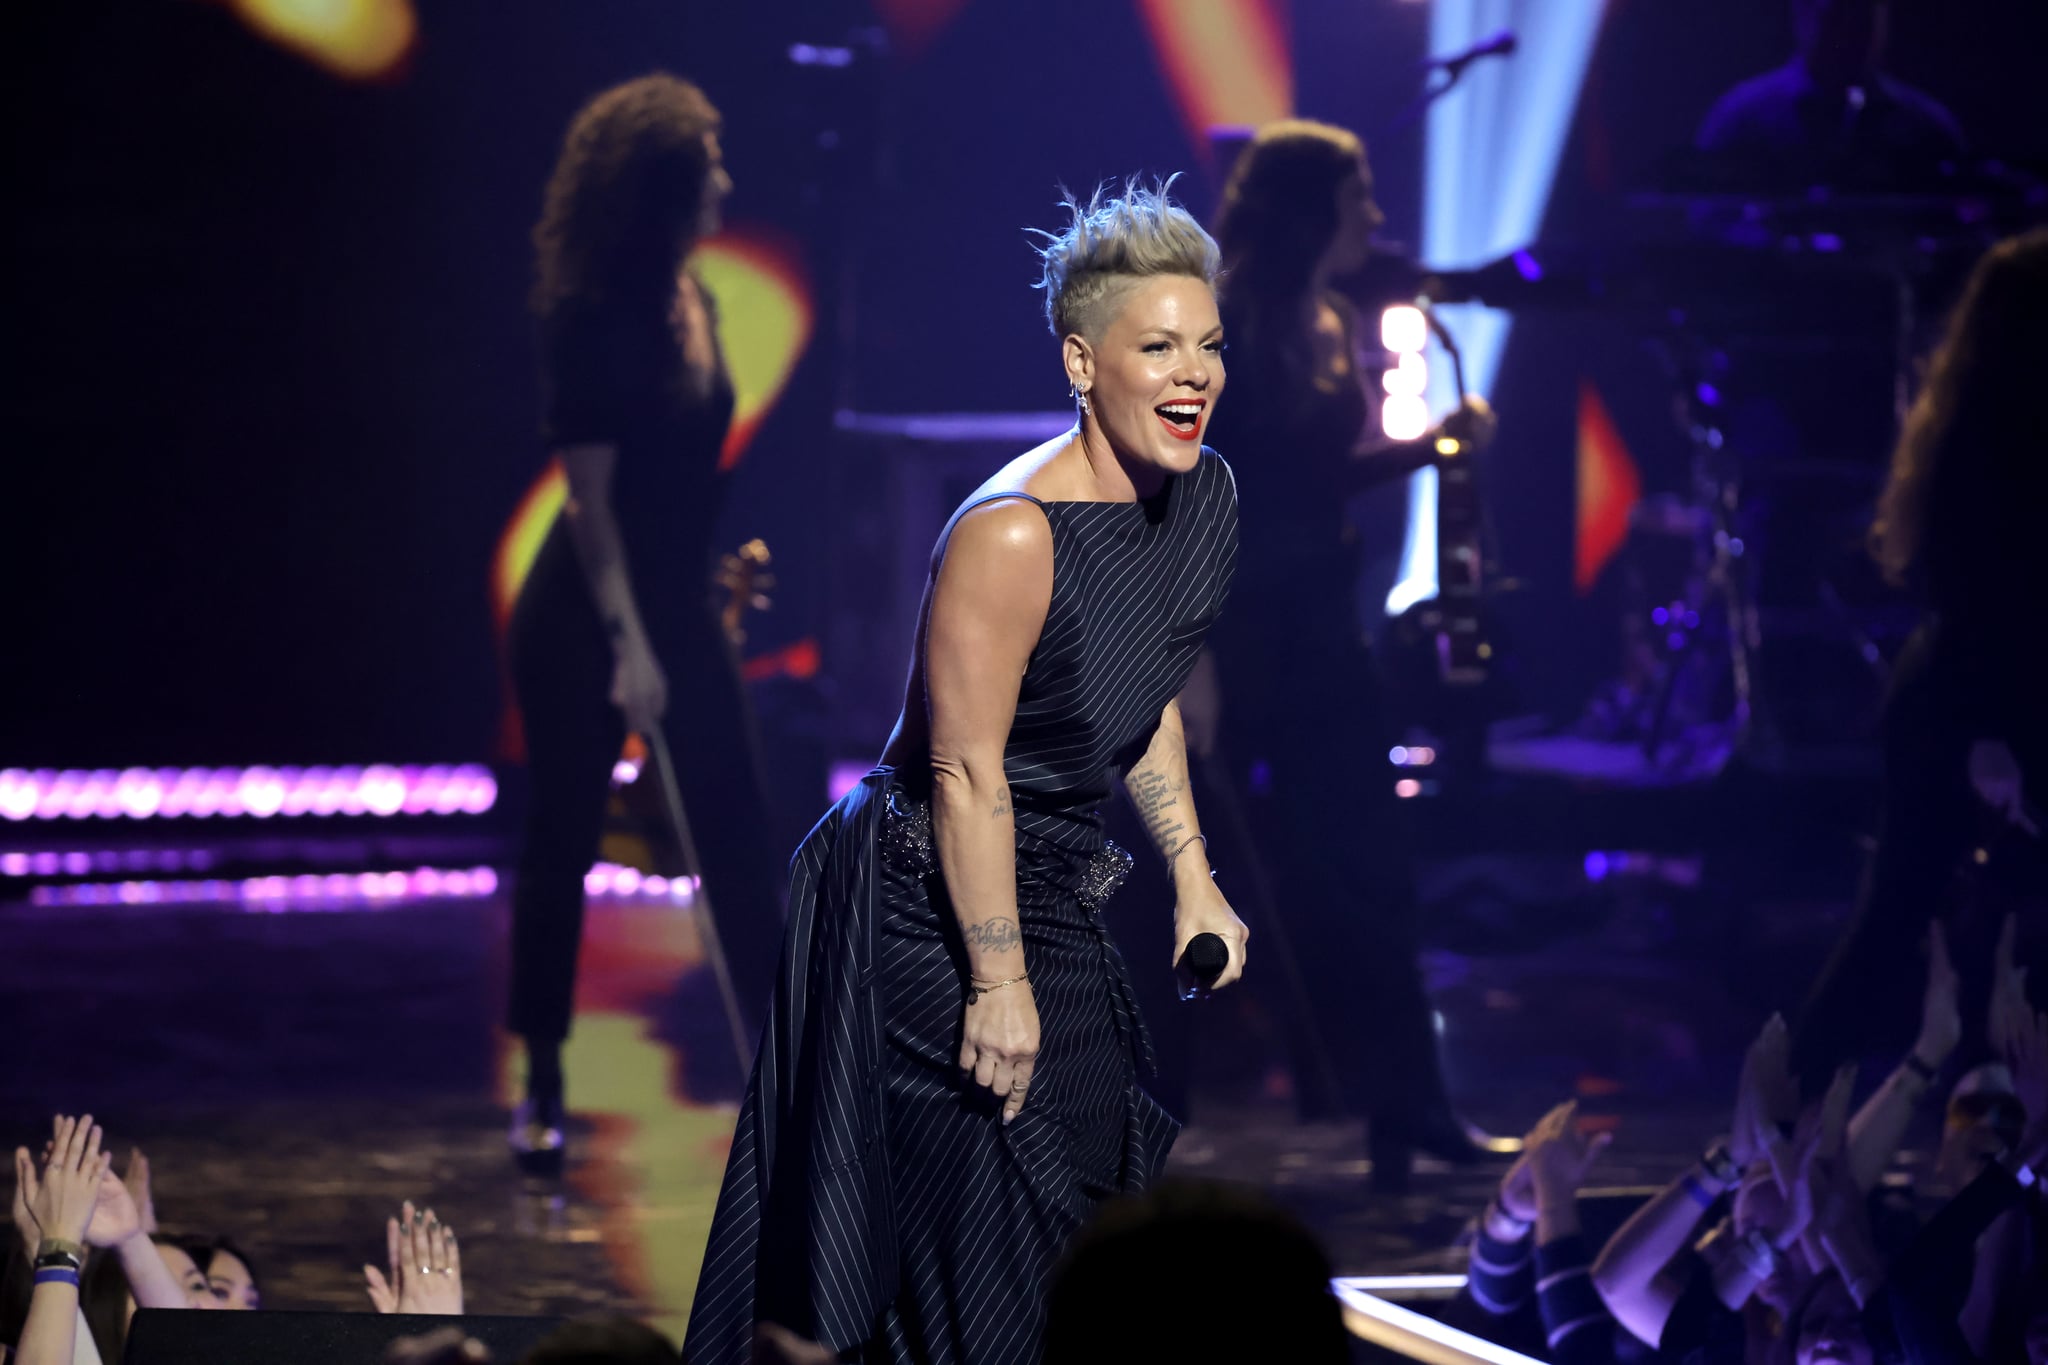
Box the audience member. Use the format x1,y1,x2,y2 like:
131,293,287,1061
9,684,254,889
1041,1179,1350,1365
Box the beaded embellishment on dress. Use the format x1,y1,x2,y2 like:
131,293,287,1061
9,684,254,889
882,788,1132,912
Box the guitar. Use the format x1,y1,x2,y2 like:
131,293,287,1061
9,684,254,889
715,538,775,648
1413,309,1496,688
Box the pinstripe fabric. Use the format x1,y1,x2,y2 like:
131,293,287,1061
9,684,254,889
685,449,1238,1365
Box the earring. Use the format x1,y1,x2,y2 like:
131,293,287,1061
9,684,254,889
1070,382,1091,415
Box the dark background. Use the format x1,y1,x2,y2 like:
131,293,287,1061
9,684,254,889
7,0,2046,777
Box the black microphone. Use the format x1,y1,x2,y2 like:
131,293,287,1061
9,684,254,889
1181,932,1230,994
1425,29,1517,76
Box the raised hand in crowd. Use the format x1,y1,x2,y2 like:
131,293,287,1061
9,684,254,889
1989,914,2031,1060
121,1149,156,1238
2005,1004,2048,1168
1524,1101,1613,1245
73,1128,192,1312
366,1201,464,1315
11,1115,110,1365
1842,925,1961,1192
1781,1065,1857,1276
1729,1014,1800,1174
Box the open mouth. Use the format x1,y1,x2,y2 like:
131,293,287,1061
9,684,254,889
1154,398,1205,441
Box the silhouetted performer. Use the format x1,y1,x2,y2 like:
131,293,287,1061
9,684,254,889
1696,0,1963,192
507,75,785,1165
1200,120,1497,1188
1793,230,2048,1088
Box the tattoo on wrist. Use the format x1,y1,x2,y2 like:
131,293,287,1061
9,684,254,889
964,918,1021,953
992,787,1011,819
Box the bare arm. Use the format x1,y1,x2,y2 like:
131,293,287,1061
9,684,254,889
1590,1162,1728,1346
926,501,1051,978
1848,923,1959,1189
115,1233,188,1310
1122,700,1247,992
1122,700,1202,867
10,1284,81,1365
924,499,1053,1121
559,444,650,645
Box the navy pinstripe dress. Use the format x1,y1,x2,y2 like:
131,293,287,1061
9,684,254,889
685,448,1238,1364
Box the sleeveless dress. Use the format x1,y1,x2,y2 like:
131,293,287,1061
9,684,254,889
684,448,1239,1364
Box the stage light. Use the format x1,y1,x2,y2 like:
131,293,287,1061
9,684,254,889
1384,352,1429,399
0,765,496,822
1387,0,1605,616
1383,396,1431,442
1381,306,1429,354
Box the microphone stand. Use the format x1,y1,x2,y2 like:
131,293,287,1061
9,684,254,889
1381,45,1496,138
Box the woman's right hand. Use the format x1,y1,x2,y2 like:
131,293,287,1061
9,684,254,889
959,982,1039,1125
22,1115,109,1248
609,635,668,734
365,1201,464,1316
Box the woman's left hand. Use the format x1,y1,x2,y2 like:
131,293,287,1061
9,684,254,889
1172,883,1248,998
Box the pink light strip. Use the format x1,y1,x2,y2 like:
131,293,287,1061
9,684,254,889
0,764,497,822
1,848,221,878
19,862,698,909
583,862,699,905
28,865,501,909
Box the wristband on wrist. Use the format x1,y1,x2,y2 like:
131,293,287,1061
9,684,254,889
1680,1171,1718,1210
1902,1051,1938,1084
33,1266,81,1288
34,1238,85,1267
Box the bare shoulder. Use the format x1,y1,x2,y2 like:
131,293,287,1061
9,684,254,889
984,433,1088,503
942,496,1053,571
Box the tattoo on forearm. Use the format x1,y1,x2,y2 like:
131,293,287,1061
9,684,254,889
992,787,1011,819
1129,767,1188,847
965,918,1021,953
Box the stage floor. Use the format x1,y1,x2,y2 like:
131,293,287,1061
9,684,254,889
0,853,1875,1343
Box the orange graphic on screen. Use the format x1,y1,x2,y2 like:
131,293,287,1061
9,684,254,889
872,0,971,59
1136,0,1293,151
221,0,416,82
1575,380,1641,594
490,226,815,632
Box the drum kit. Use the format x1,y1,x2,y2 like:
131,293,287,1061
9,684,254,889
1390,158,2046,780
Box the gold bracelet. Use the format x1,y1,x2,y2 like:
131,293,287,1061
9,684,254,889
966,973,1029,1005
1165,833,1208,874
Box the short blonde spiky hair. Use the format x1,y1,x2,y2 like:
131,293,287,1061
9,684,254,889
1032,176,1221,340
